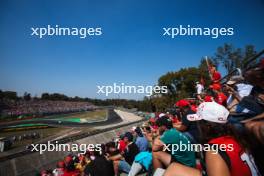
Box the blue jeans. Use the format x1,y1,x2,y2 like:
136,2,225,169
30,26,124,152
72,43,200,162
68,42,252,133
118,160,131,173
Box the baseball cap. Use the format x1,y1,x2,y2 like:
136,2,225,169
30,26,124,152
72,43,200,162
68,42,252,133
210,83,221,90
175,99,190,108
158,113,166,118
226,75,244,85
187,102,229,124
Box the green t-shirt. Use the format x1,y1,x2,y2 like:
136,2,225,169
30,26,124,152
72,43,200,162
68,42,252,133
160,128,196,167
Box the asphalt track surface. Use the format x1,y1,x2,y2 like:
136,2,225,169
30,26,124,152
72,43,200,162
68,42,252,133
0,109,145,162
0,108,123,130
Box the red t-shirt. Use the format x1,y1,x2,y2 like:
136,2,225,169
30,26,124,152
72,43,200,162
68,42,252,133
208,136,254,176
212,71,221,82
118,140,127,153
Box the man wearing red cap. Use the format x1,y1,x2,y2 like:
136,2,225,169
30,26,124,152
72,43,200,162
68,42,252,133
210,84,227,107
210,83,221,90
174,99,199,142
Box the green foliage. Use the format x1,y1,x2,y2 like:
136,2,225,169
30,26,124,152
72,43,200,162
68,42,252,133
0,90,18,100
23,92,31,101
150,96,171,112
213,43,257,73
41,93,69,101
155,64,206,108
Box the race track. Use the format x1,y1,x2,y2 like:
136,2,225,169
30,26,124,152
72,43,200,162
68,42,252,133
0,108,123,130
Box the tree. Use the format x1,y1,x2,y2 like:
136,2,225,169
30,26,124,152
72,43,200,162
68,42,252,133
150,96,171,112
23,92,31,101
154,56,217,109
136,97,152,112
0,91,18,100
157,67,203,107
41,93,50,100
214,43,257,73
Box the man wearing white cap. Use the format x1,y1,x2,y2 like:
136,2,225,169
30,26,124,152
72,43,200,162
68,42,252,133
186,101,229,123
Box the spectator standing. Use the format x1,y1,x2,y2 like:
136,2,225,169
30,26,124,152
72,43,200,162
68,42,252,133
210,64,222,84
196,81,204,102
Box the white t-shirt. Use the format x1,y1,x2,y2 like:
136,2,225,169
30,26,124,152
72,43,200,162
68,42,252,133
196,84,204,94
236,83,253,98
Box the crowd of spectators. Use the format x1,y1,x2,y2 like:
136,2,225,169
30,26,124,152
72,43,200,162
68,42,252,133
37,59,264,176
0,100,94,118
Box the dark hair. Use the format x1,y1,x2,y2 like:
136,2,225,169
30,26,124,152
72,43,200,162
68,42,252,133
105,141,116,149
65,160,75,171
124,132,133,142
144,126,151,132
197,120,247,146
100,143,106,156
156,116,173,129
206,89,217,97
72,155,79,163
135,127,143,137
93,150,101,157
